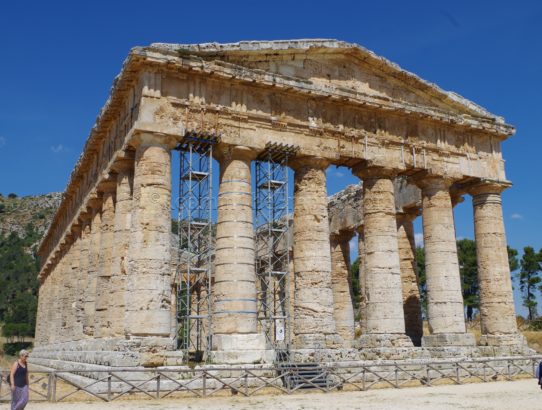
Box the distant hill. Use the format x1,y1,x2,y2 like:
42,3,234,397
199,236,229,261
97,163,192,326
0,192,61,344
0,192,61,248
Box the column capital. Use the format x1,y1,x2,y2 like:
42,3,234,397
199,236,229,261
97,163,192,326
70,223,82,236
396,207,420,223
351,163,397,180
111,150,135,173
214,144,258,162
128,132,178,150
97,174,117,194
289,156,329,171
409,173,456,191
466,179,512,196
330,230,355,243
87,192,103,211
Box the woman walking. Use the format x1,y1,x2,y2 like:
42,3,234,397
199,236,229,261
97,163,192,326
9,349,29,410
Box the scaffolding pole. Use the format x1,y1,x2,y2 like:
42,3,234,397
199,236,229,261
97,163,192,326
175,132,218,363
254,142,298,351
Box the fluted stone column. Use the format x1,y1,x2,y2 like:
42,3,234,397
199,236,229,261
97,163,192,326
67,225,82,341
415,176,474,346
76,214,91,339
84,197,102,337
469,181,523,346
353,166,412,347
356,227,367,335
292,157,339,349
110,154,134,337
396,211,423,346
59,239,74,343
211,145,266,358
35,277,48,344
126,133,175,340
95,177,116,338
330,231,355,346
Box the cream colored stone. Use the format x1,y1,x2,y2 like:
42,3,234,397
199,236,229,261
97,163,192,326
212,145,261,346
292,157,339,349
469,181,521,345
415,176,469,340
126,133,175,338
353,166,409,343
330,232,355,347
396,212,423,346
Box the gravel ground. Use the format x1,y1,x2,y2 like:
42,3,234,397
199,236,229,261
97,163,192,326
4,379,541,410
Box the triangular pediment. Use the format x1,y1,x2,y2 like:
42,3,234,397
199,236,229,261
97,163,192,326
148,39,505,124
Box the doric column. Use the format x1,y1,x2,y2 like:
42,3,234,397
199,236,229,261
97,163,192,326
211,145,266,355
330,231,355,346
468,181,524,346
58,238,74,343
84,196,102,337
126,132,175,339
356,226,367,334
67,224,82,341
396,211,423,346
414,176,474,346
352,165,412,347
291,157,339,349
35,276,48,345
110,153,134,338
95,177,117,338
75,213,92,339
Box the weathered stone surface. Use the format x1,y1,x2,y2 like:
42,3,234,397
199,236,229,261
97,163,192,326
110,156,134,338
469,181,523,346
32,40,521,366
353,166,410,346
330,232,355,347
415,176,473,346
95,178,116,338
292,157,339,349
397,212,423,346
126,133,175,339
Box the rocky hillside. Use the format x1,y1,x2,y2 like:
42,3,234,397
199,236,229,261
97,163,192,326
0,192,61,249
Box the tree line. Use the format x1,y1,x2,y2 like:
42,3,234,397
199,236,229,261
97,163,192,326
0,224,40,342
352,239,542,324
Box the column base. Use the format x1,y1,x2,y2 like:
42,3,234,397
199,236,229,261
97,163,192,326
294,333,344,349
210,333,273,364
422,333,476,347
355,333,414,348
479,333,528,347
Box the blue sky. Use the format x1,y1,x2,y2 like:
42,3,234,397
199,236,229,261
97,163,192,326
1,1,541,314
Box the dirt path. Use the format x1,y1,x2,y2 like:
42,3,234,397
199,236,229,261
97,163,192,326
5,379,541,410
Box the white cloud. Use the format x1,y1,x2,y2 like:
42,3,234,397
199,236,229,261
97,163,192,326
414,232,424,247
51,144,69,154
510,213,523,220
334,171,345,178
0,136,6,148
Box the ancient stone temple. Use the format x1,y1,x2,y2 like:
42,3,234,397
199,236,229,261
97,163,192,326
32,40,527,369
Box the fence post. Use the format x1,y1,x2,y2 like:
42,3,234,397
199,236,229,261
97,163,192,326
456,363,460,384
202,372,207,397
107,372,112,402
244,372,248,396
507,360,512,381
394,366,399,388
52,372,57,403
156,373,161,399
426,365,431,387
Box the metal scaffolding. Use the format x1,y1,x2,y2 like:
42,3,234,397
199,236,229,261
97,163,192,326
175,132,218,362
254,142,297,350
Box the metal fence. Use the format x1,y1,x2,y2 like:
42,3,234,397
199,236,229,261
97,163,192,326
1,356,540,403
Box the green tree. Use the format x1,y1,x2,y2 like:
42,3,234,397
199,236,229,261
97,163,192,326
518,246,541,321
457,239,478,321
350,257,361,310
415,246,427,317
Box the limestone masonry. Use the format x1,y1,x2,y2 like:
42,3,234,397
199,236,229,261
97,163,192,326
32,39,528,369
